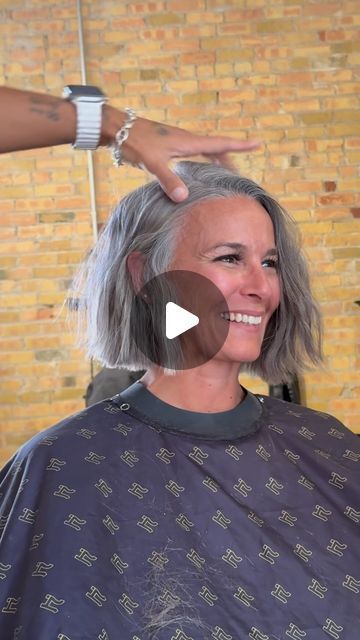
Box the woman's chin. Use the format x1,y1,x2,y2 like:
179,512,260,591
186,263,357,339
210,347,261,366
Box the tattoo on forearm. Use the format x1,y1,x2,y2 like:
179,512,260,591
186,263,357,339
29,96,62,122
155,125,169,136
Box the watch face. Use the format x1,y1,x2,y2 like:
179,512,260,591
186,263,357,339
63,85,105,99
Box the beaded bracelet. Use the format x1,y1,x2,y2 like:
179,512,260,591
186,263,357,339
111,108,137,167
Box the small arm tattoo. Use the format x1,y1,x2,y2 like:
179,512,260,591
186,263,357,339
155,124,169,136
29,95,62,122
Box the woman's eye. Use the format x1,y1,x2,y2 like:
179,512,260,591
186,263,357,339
216,254,240,264
263,258,278,269
214,254,278,269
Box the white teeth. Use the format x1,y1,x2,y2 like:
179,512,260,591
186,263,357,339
221,312,261,325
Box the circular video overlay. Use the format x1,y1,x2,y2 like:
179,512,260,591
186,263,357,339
130,270,229,370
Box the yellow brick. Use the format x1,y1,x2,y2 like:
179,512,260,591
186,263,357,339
0,351,34,364
0,380,23,392
253,61,271,73
217,90,242,104
53,388,85,401
288,126,327,139
270,58,289,73
195,64,215,79
37,293,67,306
186,11,222,24
145,94,178,108
166,80,198,93
83,18,107,30
5,403,53,420
103,30,142,43
182,91,217,105
217,49,253,63
323,96,358,109
0,311,18,323
218,21,253,36
333,108,360,123
215,63,235,76
286,180,322,193
256,19,294,33
316,274,343,288
217,115,255,129
302,222,334,236
1,324,36,338
20,391,53,404
290,57,311,70
346,151,360,163
0,227,16,241
182,25,216,38
337,179,360,191
315,208,351,221
171,0,204,8
1,186,34,198
281,195,315,210
127,41,162,56
330,122,360,136
284,99,321,112
232,62,252,75
300,112,333,125
245,74,277,86
257,114,294,127
12,172,31,185
334,219,360,236
147,13,184,26
0,336,24,351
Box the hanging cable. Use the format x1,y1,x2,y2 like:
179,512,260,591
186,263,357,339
76,0,98,242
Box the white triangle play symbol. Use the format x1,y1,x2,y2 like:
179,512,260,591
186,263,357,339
165,302,199,340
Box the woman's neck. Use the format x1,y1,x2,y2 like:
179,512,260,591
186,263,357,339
140,364,244,413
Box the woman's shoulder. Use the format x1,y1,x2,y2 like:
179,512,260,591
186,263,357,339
258,394,350,431
256,394,359,460
0,398,138,482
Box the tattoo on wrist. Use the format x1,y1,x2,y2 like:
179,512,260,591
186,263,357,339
29,96,62,122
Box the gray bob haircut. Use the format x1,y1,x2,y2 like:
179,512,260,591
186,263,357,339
74,161,322,383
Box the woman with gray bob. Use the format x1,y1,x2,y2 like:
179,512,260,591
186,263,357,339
1,162,359,640
80,160,321,382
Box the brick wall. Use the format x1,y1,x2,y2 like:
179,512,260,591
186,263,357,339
0,0,359,466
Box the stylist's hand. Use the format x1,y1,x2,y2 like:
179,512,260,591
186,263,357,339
102,106,260,203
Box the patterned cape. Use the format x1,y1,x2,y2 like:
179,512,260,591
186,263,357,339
0,385,359,640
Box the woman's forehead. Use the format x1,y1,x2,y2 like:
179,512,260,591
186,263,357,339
185,194,267,216
180,196,273,241
170,197,276,264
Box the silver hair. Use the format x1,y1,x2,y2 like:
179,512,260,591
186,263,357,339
73,161,322,383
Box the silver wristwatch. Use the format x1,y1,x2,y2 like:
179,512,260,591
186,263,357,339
63,85,107,150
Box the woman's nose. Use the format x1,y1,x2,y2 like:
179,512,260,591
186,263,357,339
241,264,272,299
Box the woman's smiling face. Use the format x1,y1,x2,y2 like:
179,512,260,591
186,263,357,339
169,196,281,364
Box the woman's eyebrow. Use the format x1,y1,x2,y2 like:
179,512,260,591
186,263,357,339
208,242,245,252
207,242,278,255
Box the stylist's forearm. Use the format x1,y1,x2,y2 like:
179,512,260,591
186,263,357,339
0,87,77,152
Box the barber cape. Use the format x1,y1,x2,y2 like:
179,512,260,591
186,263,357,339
0,383,359,640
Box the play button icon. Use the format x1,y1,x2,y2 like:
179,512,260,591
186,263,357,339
130,270,229,370
166,302,199,339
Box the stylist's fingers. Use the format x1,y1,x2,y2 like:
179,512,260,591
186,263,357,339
178,134,261,157
119,117,261,200
145,158,189,202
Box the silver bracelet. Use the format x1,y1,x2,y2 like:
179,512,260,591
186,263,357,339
111,108,137,167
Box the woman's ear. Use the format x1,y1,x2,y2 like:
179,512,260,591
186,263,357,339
127,251,146,293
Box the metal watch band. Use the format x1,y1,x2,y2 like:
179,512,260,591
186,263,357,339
73,97,104,150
